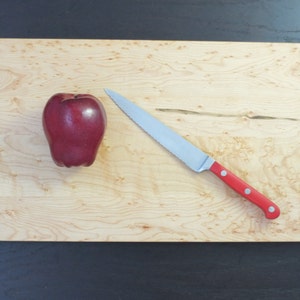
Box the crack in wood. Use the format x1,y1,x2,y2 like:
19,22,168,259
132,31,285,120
156,108,299,122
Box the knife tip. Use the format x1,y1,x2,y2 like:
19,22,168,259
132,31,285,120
104,88,115,95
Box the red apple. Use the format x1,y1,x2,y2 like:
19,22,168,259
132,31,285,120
42,93,107,167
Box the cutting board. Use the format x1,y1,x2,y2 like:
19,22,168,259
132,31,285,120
0,39,299,241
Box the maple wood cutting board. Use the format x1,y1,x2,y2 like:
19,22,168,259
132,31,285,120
0,39,299,241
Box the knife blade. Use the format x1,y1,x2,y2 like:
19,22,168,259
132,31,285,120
104,89,280,219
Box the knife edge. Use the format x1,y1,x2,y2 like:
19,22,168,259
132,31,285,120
104,88,214,172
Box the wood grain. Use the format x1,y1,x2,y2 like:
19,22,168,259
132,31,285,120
0,39,299,241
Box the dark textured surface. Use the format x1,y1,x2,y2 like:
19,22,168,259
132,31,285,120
1,242,300,300
1,1,300,299
1,0,300,42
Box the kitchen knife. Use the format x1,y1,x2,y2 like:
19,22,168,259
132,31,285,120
104,89,280,219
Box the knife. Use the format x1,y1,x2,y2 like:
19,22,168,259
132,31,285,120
104,89,280,219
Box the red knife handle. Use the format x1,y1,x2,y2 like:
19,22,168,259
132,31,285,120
209,161,280,219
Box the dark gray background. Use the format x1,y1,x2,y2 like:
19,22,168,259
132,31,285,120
1,1,300,299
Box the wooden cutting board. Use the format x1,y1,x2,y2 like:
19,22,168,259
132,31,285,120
0,39,299,241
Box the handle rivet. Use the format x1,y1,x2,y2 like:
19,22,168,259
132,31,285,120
244,188,251,195
268,206,275,213
221,170,227,177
